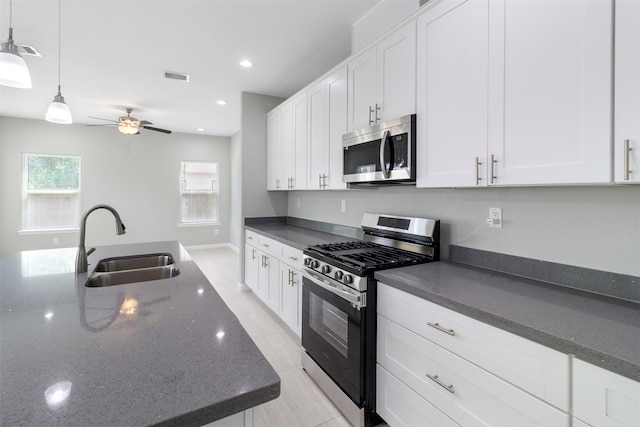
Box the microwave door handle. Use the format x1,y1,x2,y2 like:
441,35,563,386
379,130,392,179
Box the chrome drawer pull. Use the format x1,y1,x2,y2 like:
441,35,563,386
289,256,298,261
427,374,454,394
427,322,455,336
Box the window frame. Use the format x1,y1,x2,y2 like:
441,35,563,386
178,160,220,226
20,152,82,232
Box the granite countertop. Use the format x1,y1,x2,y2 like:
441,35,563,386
245,223,358,250
0,241,280,426
375,261,640,382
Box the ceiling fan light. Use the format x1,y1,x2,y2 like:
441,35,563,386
0,35,32,88
118,122,139,135
45,87,72,124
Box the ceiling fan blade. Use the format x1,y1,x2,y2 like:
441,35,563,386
86,124,116,127
139,120,153,125
88,116,119,123
142,125,172,134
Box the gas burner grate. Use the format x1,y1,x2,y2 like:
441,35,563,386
341,248,427,269
315,241,380,252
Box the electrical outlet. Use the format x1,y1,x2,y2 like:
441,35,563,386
488,207,503,229
341,200,346,212
214,229,219,235
52,238,59,246
296,198,301,208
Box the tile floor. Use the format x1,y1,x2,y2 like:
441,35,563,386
188,247,352,427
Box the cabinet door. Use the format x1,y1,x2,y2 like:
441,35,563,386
327,66,348,189
308,79,329,190
573,358,640,427
487,0,612,185
347,46,377,132
291,92,308,190
244,243,259,293
416,0,489,188
280,100,293,190
377,20,416,122
614,0,640,183
266,108,283,190
259,253,279,311
279,264,301,336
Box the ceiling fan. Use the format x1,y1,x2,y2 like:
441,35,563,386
87,108,172,135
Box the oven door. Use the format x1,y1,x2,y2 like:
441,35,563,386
302,269,365,406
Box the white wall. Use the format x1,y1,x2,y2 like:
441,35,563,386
0,116,231,256
288,185,640,277
229,131,242,251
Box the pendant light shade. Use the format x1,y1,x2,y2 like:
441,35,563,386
45,85,72,124
46,0,72,124
0,1,32,88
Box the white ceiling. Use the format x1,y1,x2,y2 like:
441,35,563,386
0,0,381,136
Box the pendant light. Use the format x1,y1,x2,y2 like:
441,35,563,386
45,0,72,124
0,0,32,88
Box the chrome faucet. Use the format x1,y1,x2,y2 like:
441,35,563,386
75,204,126,273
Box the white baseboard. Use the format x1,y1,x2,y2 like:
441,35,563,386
184,243,234,251
238,283,251,292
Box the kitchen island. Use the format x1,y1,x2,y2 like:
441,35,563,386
0,241,280,426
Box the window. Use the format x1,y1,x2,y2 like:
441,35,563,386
22,153,81,230
179,161,219,224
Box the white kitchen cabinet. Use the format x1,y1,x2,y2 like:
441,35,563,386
266,108,282,190
614,0,640,183
244,243,260,294
377,283,570,426
283,93,308,190
377,365,460,427
347,21,416,132
573,358,640,427
258,252,279,311
487,0,612,185
279,262,301,337
417,0,612,188
416,0,489,188
308,65,348,190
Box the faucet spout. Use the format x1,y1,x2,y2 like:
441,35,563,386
75,204,126,273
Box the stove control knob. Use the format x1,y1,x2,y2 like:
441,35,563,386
321,265,331,274
304,258,311,266
343,274,353,285
334,271,344,281
310,260,320,269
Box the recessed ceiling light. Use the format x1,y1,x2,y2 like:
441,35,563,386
197,128,205,132
216,100,226,105
240,60,253,68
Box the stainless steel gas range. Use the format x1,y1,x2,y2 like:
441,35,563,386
301,213,440,427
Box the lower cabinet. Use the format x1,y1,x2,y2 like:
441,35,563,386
377,282,569,426
573,358,640,427
244,229,303,337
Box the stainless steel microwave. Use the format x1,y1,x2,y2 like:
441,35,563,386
342,114,416,185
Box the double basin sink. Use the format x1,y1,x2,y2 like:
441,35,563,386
85,253,180,287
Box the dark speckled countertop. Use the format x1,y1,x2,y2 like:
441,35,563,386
375,261,640,382
245,222,358,250
0,241,280,426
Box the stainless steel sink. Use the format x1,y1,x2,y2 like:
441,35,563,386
94,253,175,272
85,253,180,287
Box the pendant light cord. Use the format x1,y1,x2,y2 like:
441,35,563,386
57,0,61,87
9,0,12,28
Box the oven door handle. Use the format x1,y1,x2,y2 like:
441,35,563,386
302,269,365,308
379,129,393,179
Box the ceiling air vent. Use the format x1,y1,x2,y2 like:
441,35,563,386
163,71,190,82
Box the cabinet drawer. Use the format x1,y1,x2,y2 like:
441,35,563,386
257,235,282,258
377,364,459,427
245,230,259,245
377,315,569,427
281,245,303,270
573,358,640,427
377,283,569,410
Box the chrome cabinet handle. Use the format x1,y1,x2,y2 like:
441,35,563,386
427,322,455,336
427,374,454,394
624,139,632,181
251,249,256,260
288,256,298,261
262,243,269,248
490,154,497,184
276,179,280,189
475,157,482,185
375,103,381,123
369,106,374,125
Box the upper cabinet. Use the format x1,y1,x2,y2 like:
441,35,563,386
308,66,349,190
266,93,308,191
614,0,640,184
347,21,416,132
417,0,613,188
